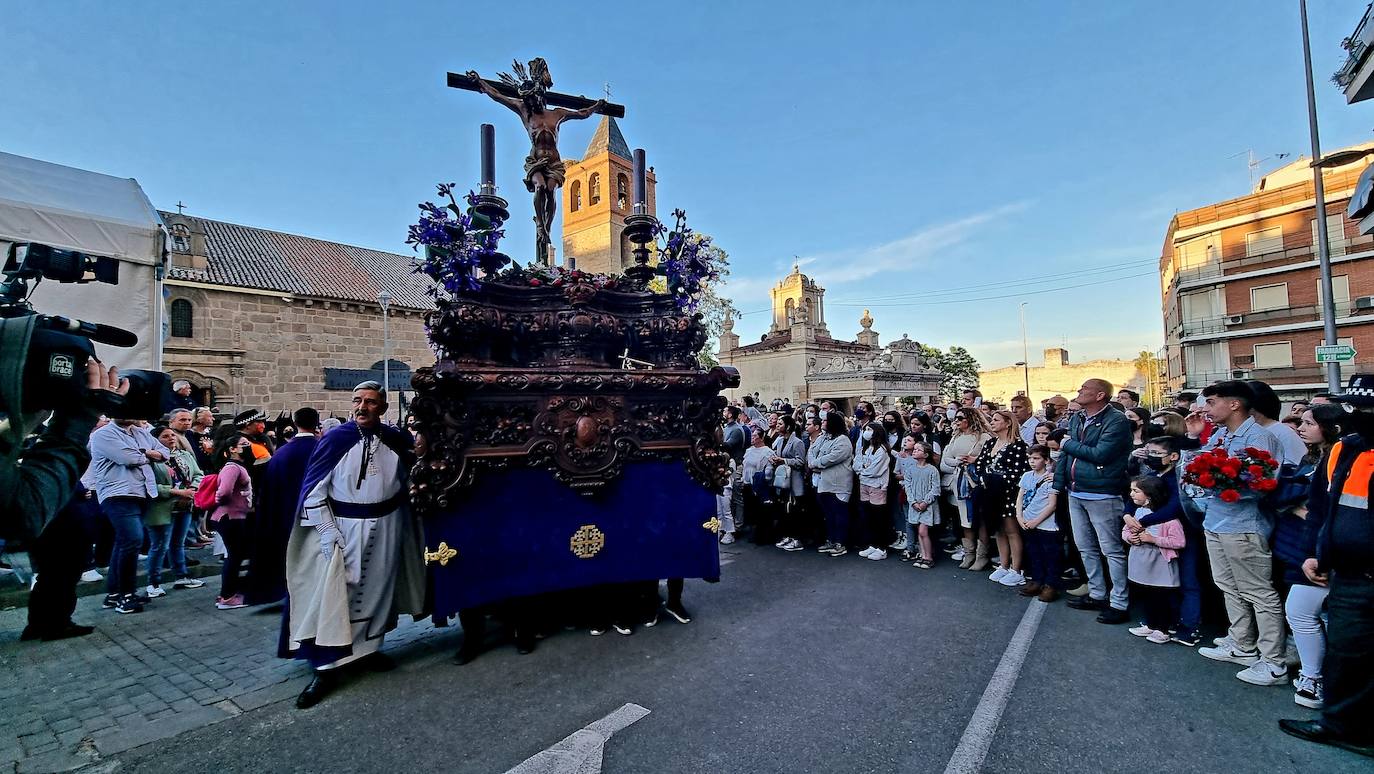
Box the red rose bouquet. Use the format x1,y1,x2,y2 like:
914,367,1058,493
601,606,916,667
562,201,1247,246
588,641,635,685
1182,446,1279,503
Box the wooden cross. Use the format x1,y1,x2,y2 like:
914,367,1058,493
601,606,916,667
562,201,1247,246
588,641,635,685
447,72,625,118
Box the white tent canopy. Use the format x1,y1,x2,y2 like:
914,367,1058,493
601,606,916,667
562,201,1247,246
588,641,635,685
0,152,166,369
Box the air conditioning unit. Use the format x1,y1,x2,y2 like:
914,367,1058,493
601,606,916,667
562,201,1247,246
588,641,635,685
1231,368,1251,379
1356,295,1374,311
1225,315,1245,325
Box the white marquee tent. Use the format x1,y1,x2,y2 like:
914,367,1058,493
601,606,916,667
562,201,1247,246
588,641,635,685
0,151,166,369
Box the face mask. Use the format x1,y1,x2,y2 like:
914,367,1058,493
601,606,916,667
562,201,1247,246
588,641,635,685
861,428,874,441
819,410,828,421
882,420,896,430
1143,456,1171,473
945,408,957,420
854,409,866,420
1049,450,1062,461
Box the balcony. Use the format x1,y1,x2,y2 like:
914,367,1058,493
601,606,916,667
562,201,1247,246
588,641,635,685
1336,4,1374,104
1180,301,1356,338
1184,363,1358,390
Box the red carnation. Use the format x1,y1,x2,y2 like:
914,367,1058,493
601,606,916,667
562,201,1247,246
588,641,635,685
529,279,542,287
1222,460,1243,477
1219,489,1241,503
1198,473,1216,488
1258,478,1279,492
1247,465,1265,478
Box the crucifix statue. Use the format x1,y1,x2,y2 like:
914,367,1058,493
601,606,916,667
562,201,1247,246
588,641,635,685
452,58,624,264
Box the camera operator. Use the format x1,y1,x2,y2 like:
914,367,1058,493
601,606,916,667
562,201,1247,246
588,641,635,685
1,339,128,540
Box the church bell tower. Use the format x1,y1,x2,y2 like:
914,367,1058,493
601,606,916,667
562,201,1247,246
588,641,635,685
560,115,657,274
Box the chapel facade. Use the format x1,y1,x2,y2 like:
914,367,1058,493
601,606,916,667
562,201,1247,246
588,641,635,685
718,266,942,409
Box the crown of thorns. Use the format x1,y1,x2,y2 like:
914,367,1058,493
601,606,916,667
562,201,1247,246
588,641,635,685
499,58,553,98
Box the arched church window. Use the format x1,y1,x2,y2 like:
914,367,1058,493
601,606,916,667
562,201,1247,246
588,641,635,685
785,298,795,324
589,173,601,205
571,180,582,212
803,297,813,323
616,174,629,210
170,298,194,338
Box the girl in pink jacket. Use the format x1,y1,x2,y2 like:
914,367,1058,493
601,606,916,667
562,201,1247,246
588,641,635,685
1123,475,1186,644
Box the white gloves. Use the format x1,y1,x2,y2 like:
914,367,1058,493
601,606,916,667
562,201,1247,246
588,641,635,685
317,525,345,562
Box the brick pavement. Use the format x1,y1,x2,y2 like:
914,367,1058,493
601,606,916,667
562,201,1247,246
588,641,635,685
0,582,454,773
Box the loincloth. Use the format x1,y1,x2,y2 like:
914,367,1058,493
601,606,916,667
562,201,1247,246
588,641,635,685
524,154,566,192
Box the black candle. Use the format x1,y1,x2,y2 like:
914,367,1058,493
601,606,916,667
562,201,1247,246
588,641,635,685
480,123,496,193
633,148,646,212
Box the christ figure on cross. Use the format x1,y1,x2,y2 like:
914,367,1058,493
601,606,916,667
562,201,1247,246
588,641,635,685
465,58,606,263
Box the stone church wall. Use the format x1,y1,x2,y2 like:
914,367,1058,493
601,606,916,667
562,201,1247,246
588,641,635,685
164,283,434,416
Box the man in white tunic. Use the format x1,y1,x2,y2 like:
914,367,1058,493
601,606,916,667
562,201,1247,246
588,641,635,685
282,381,426,708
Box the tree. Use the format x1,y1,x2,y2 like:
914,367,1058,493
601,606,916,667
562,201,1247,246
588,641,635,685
919,344,981,401
648,233,736,368
1133,349,1165,410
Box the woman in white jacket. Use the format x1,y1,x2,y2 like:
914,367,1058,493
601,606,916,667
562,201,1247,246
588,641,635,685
855,424,893,560
939,408,993,570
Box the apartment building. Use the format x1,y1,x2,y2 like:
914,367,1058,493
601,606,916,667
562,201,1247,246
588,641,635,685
1159,148,1374,400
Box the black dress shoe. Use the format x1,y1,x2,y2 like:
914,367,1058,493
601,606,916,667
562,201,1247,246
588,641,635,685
515,639,536,655
1066,595,1105,611
1279,719,1374,758
361,652,396,672
453,646,481,666
42,622,96,641
1096,607,1130,625
295,672,337,709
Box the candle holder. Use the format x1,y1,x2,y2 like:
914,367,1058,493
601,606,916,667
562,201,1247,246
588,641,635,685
621,212,660,287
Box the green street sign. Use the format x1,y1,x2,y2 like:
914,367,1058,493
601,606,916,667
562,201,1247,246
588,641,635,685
1315,344,1357,363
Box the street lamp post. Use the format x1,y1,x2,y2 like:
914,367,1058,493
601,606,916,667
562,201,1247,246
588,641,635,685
1018,302,1030,398
1299,0,1344,392
377,290,392,420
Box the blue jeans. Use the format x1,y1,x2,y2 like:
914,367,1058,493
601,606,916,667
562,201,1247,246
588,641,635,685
1174,521,1204,634
169,509,191,578
1068,495,1128,611
103,497,147,596
1025,529,1064,590
146,524,171,587
818,493,849,545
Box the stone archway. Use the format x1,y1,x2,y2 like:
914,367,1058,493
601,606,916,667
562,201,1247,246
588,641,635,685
167,369,231,412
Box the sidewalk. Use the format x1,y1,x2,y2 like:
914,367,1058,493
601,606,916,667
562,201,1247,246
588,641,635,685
0,547,225,610
0,582,452,773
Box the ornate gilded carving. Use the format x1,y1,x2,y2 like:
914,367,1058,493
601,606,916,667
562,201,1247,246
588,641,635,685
570,524,605,559
424,542,459,566
702,517,721,534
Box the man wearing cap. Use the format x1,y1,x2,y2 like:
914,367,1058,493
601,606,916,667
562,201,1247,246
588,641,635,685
1280,374,1374,758
281,382,425,709
234,409,274,467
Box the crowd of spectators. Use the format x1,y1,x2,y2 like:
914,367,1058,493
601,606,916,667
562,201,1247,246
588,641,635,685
722,376,1374,757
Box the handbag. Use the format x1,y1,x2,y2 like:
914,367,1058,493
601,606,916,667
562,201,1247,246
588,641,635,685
773,462,791,490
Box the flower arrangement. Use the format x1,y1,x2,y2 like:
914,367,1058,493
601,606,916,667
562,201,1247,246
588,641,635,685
489,262,630,292
406,183,507,295
1182,446,1279,503
655,209,722,312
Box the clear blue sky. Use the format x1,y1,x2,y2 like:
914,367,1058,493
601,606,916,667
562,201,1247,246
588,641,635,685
4,1,1371,371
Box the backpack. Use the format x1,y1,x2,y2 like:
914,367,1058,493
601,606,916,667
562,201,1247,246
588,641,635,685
192,474,220,510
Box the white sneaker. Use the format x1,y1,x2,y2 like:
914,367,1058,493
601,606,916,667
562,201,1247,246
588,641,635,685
1294,675,1325,708
888,536,908,551
859,547,876,558
1128,624,1155,638
145,584,167,599
997,569,1025,586
950,547,967,561
988,567,1009,582
866,549,887,561
775,537,790,548
720,533,736,545
1212,634,1236,648
1235,660,1288,686
1200,643,1261,665
173,577,205,589
782,538,804,552
80,569,104,583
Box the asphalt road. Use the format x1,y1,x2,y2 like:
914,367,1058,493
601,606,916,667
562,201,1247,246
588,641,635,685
99,542,1357,774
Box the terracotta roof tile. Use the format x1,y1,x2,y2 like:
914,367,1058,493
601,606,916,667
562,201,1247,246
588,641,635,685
161,212,435,309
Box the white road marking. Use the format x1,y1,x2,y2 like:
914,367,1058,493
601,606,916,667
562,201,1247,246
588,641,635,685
505,703,651,774
942,600,1047,774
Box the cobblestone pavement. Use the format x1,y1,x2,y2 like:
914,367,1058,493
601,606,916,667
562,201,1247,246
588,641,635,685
0,583,454,773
